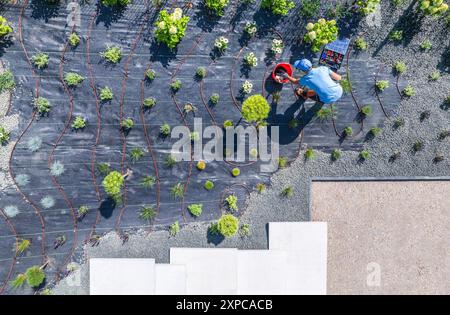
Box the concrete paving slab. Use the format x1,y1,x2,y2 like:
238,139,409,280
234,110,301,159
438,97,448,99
154,264,186,295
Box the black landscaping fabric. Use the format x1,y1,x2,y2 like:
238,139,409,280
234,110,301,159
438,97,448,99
0,0,403,293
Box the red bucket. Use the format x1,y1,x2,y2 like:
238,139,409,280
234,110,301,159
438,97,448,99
272,63,293,84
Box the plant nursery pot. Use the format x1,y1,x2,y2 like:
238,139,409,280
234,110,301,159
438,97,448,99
272,63,293,84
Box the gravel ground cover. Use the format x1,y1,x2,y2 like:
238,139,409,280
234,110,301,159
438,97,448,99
0,0,448,294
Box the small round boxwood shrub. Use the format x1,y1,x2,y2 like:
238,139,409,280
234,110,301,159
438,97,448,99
160,123,171,136
375,80,389,91
261,0,295,16
102,171,124,202
217,214,239,237
170,79,182,92
188,203,203,217
196,66,207,79
204,180,214,190
241,94,270,124
68,33,80,47
225,194,238,211
231,167,240,177
394,61,407,74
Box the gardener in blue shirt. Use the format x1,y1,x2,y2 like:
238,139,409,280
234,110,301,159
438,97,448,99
285,59,343,104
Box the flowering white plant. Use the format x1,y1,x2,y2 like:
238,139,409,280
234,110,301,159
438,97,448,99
271,38,284,55
244,52,258,67
155,8,190,49
244,21,257,37
241,80,253,94
214,36,229,52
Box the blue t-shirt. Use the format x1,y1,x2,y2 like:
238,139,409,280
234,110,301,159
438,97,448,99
299,66,343,103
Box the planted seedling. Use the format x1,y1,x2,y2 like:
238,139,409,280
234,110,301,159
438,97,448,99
188,204,202,217
419,110,431,122
331,149,342,161
0,70,15,94
50,161,65,177
196,66,207,79
145,69,156,81
64,72,85,87
375,80,389,91
305,148,315,160
340,78,352,93
394,61,407,74
196,160,206,170
34,97,51,115
160,123,171,136
100,46,122,64
143,97,156,108
190,131,200,142
121,118,134,130
288,118,299,129
171,183,184,199
429,70,440,81
402,85,416,97
360,105,373,117
32,52,49,69
165,154,177,168
261,0,295,16
359,150,370,161
369,127,382,137
231,167,241,177
223,120,233,129
433,155,444,163
15,239,30,255
354,37,367,50
280,186,293,198
100,87,113,101
170,79,182,92
141,175,156,188
256,183,266,193
204,180,214,190
102,171,125,203
389,151,401,162
169,221,180,236
68,33,80,47
343,126,353,137
210,93,220,105
225,194,238,211
71,116,86,130
420,40,432,51
239,223,251,237
77,205,89,219
130,147,145,162
96,162,111,176
413,140,424,152
0,125,10,145
389,30,403,41
393,118,405,129
278,156,287,168
316,105,337,121
139,205,157,221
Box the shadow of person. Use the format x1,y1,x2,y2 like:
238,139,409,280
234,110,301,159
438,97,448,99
99,197,116,219
30,0,60,23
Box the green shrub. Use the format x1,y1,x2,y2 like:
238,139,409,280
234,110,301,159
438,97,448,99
130,147,145,162
101,0,130,6
96,162,111,176
100,86,113,101
210,93,220,105
68,33,80,47
143,97,156,108
402,85,416,97
241,94,270,123
10,274,27,290
170,79,182,92
25,266,45,288
261,0,295,16
164,154,177,168
32,53,49,69
78,205,89,218
71,116,86,130
429,70,440,81
420,40,432,51
419,0,448,16
169,221,180,236
299,0,321,18
225,194,238,211
331,148,342,161
356,0,380,15
146,69,156,81
359,150,370,160
256,183,266,193
190,131,200,141
370,127,382,137
205,0,229,16
196,66,207,79
141,175,156,188
171,183,184,198
231,167,240,177
34,97,51,115
413,140,424,152
360,105,373,116
394,61,407,74
354,37,367,50
223,120,233,128
204,180,215,190
155,9,190,49
0,70,15,93
121,118,134,130
0,125,10,145
0,16,13,38
100,46,122,64
217,214,239,237
277,156,287,168
188,204,203,217
64,72,85,87
305,148,315,160
304,19,339,52
375,80,389,91
102,171,125,202
139,205,157,221
160,123,171,136
343,126,353,137
389,30,403,41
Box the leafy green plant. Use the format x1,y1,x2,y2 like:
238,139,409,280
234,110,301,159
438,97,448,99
130,147,145,162
331,149,342,161
305,148,315,160
26,136,42,152
429,70,440,81
343,126,353,137
204,180,214,190
370,127,382,137
102,171,125,202
100,46,122,64
96,162,111,176
340,78,352,93
34,97,51,115
197,160,206,170
241,94,270,124
256,183,266,193
196,66,207,79
389,30,403,41
0,125,10,145
225,194,238,211
354,37,367,50
419,0,448,16
50,161,65,177
214,36,229,52
64,72,85,87
40,196,55,209
420,40,432,51
139,205,157,221
393,118,405,129
277,156,287,168
71,116,86,130
413,140,424,152
188,204,203,217
155,8,190,49
68,33,80,47
304,19,339,52
223,120,233,128
169,221,180,236
205,0,229,16
141,175,156,188
231,167,240,177
10,274,27,290
143,97,156,108
360,105,373,117
101,0,131,6
77,205,89,218
146,69,156,81
217,214,239,237
210,93,220,105
15,239,30,255
244,21,257,37
100,86,113,101
261,0,295,16
299,0,321,18
25,266,45,288
375,80,389,91
0,16,13,38
288,118,299,129
280,186,293,198
121,118,134,130
356,0,380,15
170,79,182,92
0,70,15,93
190,131,200,141
171,183,184,199
32,53,49,69
359,150,370,160
165,154,177,168
402,85,416,97
244,52,258,67
160,123,171,136
394,61,407,74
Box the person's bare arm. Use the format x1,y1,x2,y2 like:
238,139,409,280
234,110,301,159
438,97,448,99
286,75,300,84
330,71,341,81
